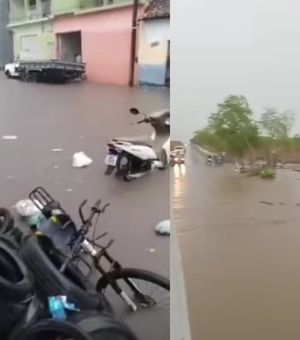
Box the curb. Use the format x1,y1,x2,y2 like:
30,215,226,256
171,229,192,340
191,144,216,156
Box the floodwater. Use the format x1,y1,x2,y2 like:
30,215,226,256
173,145,300,340
0,74,170,339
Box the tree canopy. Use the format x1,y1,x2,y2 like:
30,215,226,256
207,95,260,157
192,95,296,158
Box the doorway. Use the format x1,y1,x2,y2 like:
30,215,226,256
57,31,82,62
165,40,170,87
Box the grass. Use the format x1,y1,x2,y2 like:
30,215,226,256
259,168,276,179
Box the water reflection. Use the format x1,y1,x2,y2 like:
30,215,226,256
173,164,186,209
173,146,300,340
173,163,186,178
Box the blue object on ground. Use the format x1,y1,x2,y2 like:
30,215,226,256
48,296,67,320
48,296,80,320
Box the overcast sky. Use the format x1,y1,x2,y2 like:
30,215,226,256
172,0,300,142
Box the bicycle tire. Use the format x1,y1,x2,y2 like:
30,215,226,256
9,315,138,340
95,267,170,306
96,268,169,291
19,234,108,311
8,319,92,340
68,310,138,340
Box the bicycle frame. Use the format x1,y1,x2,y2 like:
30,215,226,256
29,187,143,312
81,239,143,312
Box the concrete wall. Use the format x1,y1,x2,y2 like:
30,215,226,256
51,0,137,15
9,0,26,23
53,6,140,85
12,22,54,59
138,18,170,86
0,0,14,67
52,0,80,14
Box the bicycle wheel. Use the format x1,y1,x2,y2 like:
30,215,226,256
96,268,169,309
96,268,170,340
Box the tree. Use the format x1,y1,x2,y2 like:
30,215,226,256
260,108,296,164
208,95,260,160
191,128,227,152
260,107,295,139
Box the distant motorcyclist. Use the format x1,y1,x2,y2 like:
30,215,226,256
206,154,213,165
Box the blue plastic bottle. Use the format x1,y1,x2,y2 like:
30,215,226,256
48,296,67,320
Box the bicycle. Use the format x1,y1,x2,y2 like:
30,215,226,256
29,187,170,316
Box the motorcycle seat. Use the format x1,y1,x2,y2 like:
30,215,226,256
113,136,153,147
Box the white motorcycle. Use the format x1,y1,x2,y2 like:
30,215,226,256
104,107,170,181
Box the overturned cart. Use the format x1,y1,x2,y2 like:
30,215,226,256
16,60,86,83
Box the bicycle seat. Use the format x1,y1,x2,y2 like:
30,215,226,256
113,136,153,147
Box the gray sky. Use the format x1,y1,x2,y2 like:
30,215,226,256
172,0,300,142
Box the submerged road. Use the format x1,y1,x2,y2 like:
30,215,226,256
0,74,169,339
173,145,300,340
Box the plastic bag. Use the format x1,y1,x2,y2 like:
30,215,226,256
155,220,170,236
72,152,93,168
15,199,41,217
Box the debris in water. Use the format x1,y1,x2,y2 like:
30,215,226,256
2,135,18,140
6,176,14,179
295,203,300,207
155,220,170,236
72,152,92,168
52,148,63,153
144,248,156,253
53,165,59,169
278,202,285,205
66,188,73,192
260,201,274,206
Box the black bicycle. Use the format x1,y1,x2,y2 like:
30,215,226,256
29,188,170,317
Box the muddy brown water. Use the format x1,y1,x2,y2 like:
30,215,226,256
0,74,169,339
173,145,300,340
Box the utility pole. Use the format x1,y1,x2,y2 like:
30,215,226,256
129,0,139,87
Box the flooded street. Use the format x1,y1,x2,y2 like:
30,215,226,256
0,74,169,339
173,145,300,340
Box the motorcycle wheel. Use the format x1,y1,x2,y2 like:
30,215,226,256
104,165,115,175
116,152,132,177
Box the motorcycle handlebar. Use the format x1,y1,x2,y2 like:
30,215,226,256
137,117,151,124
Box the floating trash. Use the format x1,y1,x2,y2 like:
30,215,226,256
2,135,18,140
155,220,170,236
72,152,93,168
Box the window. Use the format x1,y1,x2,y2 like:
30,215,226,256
28,0,37,8
95,0,104,6
108,0,114,4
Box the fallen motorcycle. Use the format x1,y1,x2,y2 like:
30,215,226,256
104,108,170,181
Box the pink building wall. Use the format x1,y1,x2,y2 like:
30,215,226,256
53,7,140,85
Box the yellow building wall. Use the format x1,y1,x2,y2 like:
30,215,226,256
137,19,170,86
138,21,168,65
12,22,55,60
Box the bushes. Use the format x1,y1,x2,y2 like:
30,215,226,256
259,168,276,179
